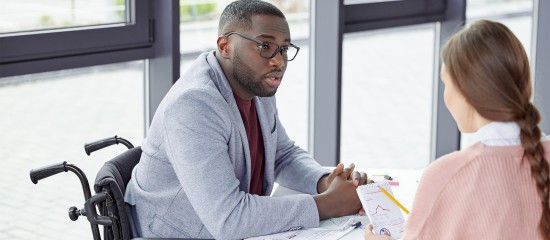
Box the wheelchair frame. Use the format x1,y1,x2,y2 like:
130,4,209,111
30,136,210,240
30,136,135,240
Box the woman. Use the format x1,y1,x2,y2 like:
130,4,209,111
365,20,550,240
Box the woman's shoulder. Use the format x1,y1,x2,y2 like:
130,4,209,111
424,143,484,179
414,143,488,206
404,146,482,238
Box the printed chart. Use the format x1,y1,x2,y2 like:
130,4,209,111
357,182,405,239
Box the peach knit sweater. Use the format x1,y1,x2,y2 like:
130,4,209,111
403,141,550,240
375,140,550,240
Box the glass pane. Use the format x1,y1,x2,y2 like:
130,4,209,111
467,0,532,19
461,0,533,149
0,0,127,34
0,61,144,239
340,23,435,169
179,0,310,150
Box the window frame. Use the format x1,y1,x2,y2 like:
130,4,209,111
310,0,465,166
0,0,153,78
343,0,447,32
0,0,180,134
532,0,550,134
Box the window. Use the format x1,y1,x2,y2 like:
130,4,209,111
309,0,459,166
0,61,145,239
340,24,436,169
0,1,177,239
0,0,151,78
0,0,127,34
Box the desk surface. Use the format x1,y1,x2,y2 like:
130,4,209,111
271,168,424,240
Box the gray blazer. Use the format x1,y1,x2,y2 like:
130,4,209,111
125,51,330,239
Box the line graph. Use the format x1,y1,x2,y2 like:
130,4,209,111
373,204,390,215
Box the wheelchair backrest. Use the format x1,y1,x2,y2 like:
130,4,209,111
94,147,142,240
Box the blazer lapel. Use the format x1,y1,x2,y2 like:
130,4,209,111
206,51,252,192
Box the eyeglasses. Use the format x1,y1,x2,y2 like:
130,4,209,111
224,32,300,61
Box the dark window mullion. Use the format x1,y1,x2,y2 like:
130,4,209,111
343,0,447,32
0,0,150,65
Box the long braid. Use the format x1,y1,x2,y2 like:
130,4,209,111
443,19,550,238
517,103,550,239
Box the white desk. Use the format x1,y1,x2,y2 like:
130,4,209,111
271,168,425,240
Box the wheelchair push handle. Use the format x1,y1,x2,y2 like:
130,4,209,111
84,135,134,155
30,161,68,184
29,161,100,240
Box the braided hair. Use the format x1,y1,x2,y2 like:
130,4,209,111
442,20,550,239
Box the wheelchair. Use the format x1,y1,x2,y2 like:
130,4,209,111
30,136,205,240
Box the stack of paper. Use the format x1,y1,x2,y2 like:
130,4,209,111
245,215,368,240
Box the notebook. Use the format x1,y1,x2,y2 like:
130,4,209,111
356,181,405,239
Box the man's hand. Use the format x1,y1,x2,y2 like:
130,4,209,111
313,166,362,219
351,167,372,186
317,163,372,216
318,162,372,193
317,163,345,194
349,164,372,215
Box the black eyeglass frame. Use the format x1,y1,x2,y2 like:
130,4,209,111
224,32,300,61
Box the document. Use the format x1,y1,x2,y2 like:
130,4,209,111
245,215,368,240
356,182,405,240
245,227,354,240
318,215,368,231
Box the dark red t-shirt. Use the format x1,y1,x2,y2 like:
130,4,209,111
233,94,265,195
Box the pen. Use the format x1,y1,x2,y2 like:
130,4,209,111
285,226,303,232
372,174,393,180
377,186,410,215
351,221,362,229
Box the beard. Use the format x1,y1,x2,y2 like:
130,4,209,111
232,51,280,97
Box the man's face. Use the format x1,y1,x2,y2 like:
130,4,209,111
230,14,290,99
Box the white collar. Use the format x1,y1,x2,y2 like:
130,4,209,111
470,122,521,146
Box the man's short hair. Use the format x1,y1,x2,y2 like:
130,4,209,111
218,0,286,35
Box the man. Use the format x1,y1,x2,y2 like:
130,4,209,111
125,1,368,239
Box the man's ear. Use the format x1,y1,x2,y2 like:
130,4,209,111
217,35,231,59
